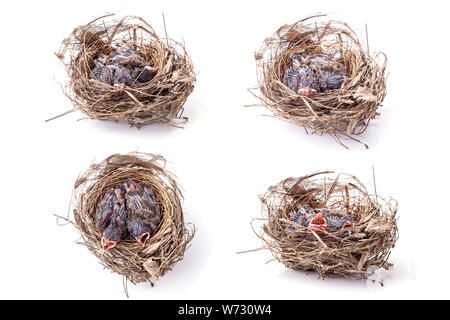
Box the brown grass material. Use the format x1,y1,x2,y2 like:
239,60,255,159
253,171,398,282
57,152,195,291
54,14,196,127
252,15,387,148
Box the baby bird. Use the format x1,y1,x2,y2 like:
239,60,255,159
323,212,354,230
305,53,348,92
289,205,318,230
109,44,158,84
95,188,116,233
90,62,133,89
109,64,133,87
289,205,353,232
90,43,157,88
101,201,128,251
135,66,159,83
283,55,319,97
91,61,112,87
95,184,128,251
109,50,146,68
125,180,162,245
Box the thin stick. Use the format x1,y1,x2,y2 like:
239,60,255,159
45,108,78,122
372,165,379,206
123,276,129,298
236,247,265,254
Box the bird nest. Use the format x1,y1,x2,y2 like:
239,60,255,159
58,152,194,292
254,171,398,282
54,14,196,127
253,15,387,147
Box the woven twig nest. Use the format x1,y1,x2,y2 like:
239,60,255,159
60,152,194,289
254,171,398,282
253,15,387,147
55,14,196,127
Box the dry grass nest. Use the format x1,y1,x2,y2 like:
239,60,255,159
253,171,398,282
54,14,196,127
57,152,194,291
253,14,387,148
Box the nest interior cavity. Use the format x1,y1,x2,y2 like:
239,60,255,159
253,15,387,147
56,14,196,127
61,152,194,287
254,171,398,281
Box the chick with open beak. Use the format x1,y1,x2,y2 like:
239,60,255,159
95,184,127,251
125,180,162,246
290,205,353,233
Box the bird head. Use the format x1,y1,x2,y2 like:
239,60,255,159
307,214,328,232
136,232,150,246
125,179,138,192
101,237,118,251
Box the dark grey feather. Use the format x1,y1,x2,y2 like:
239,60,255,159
95,190,116,232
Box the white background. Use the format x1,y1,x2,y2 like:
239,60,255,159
0,0,449,299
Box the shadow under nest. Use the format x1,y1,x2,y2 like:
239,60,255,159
58,152,195,292
55,14,196,127
254,171,398,283
253,14,387,148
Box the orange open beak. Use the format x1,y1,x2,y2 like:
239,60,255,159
101,238,117,251
308,214,327,232
136,232,150,246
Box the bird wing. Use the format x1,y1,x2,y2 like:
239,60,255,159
298,66,319,91
141,185,159,204
91,63,112,85
126,191,144,211
95,190,116,231
283,67,301,92
324,72,347,90
113,202,128,237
